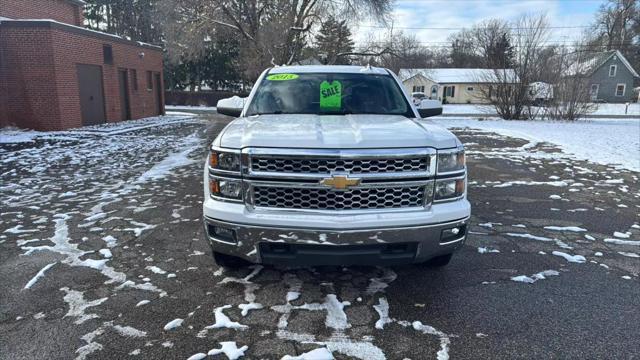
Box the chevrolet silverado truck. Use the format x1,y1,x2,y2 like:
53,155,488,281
204,65,470,267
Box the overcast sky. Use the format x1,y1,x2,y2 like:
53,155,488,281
353,0,604,46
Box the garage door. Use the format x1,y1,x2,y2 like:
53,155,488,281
76,64,106,126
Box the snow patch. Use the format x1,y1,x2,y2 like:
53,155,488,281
136,300,150,307
618,252,640,258
146,266,167,275
207,342,249,360
478,247,500,254
135,132,200,183
98,249,112,258
552,251,586,263
511,270,560,284
544,226,587,232
112,325,147,337
613,231,631,239
604,238,640,246
412,321,451,360
206,305,248,330
24,262,56,289
366,268,397,294
373,297,392,330
163,318,184,331
60,287,108,324
281,348,334,360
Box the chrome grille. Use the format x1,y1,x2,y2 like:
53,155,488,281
252,185,426,210
251,157,428,174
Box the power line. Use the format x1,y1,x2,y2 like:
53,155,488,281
364,40,636,47
398,0,602,2
360,43,637,50
356,25,592,30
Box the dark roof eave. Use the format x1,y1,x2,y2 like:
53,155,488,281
0,19,162,51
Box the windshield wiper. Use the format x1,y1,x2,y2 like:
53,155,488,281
252,111,283,115
319,110,353,115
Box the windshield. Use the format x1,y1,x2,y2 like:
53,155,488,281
245,72,413,117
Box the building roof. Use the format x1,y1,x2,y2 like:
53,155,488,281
65,0,86,5
399,68,517,84
269,65,389,75
566,50,639,78
0,19,162,50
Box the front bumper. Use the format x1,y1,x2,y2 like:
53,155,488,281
203,216,469,266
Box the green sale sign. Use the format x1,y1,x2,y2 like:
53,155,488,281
320,80,342,110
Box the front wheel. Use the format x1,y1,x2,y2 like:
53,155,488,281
424,253,453,268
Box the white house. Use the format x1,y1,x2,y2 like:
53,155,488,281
398,68,517,104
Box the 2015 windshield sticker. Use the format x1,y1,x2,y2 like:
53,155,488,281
266,73,299,81
320,80,342,110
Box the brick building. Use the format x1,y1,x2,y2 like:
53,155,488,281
0,0,165,131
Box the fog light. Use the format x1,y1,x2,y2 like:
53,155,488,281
441,225,466,243
207,224,236,243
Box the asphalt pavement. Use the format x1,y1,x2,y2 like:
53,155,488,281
1,113,638,360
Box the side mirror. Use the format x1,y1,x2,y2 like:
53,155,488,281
216,96,245,117
417,99,443,118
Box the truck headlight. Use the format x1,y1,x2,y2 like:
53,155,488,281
209,149,241,172
434,178,465,201
209,177,243,200
437,149,465,173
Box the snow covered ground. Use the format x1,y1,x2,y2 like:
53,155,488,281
432,117,640,172
442,103,639,117
0,112,198,144
2,112,639,360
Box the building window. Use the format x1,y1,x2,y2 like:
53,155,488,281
590,84,599,100
609,65,617,77
615,84,626,97
444,86,455,97
103,44,113,65
430,85,438,98
146,71,153,90
467,87,474,91
131,69,138,91
412,85,425,93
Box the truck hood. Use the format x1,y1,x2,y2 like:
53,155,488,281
217,114,458,149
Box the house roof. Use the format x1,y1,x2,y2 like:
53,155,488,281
399,68,517,84
0,19,162,50
566,50,639,78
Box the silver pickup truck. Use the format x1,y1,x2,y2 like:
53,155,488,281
204,65,470,267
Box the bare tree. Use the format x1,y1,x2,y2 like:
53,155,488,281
474,14,551,119
160,0,392,80
586,0,639,72
355,29,443,73
540,46,598,120
449,29,484,68
472,19,515,69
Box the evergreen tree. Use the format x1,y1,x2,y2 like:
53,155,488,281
83,0,162,44
487,32,515,68
315,17,355,65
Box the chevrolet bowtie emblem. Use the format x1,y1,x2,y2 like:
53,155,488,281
320,174,361,190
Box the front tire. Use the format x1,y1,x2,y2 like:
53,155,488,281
425,253,453,268
212,251,248,269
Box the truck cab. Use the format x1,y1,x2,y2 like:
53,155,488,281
204,65,469,267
